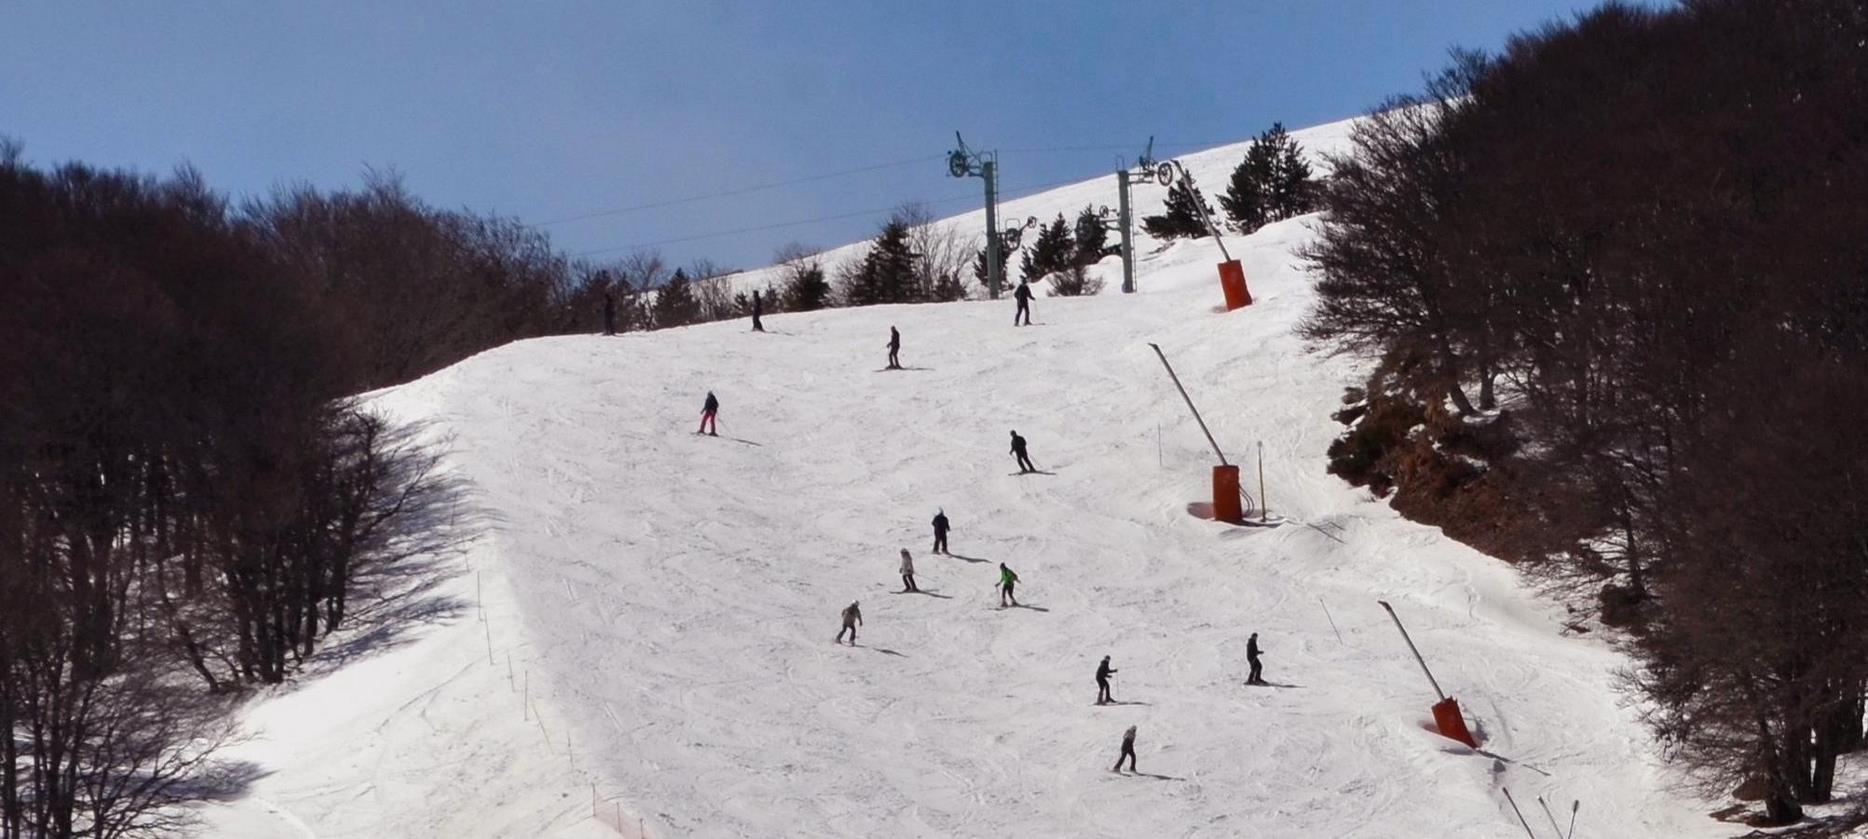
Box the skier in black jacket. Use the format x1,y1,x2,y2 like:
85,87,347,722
1010,430,1035,473
931,509,950,555
698,391,720,436
1013,279,1033,326
603,292,616,336
1112,725,1138,773
751,289,765,333
1096,655,1118,705
886,326,901,369
1246,632,1266,685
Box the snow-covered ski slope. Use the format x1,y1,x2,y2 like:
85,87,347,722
204,119,1728,838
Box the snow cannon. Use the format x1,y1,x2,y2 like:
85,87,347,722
1218,260,1253,310
1154,159,1252,311
1431,697,1478,748
1377,600,1480,749
1212,465,1243,523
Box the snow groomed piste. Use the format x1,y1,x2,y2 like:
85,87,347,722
206,119,1723,838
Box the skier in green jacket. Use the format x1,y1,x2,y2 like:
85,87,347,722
998,563,1019,607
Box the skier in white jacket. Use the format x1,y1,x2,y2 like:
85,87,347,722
898,548,918,593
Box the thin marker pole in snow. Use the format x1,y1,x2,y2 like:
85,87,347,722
507,652,514,689
1257,441,1268,521
1319,596,1343,644
484,620,494,665
1502,788,1537,839
1568,801,1579,839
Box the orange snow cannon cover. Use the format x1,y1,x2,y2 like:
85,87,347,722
1218,259,1252,310
1213,465,1243,524
1433,697,1478,747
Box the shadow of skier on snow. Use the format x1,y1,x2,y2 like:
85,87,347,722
946,554,990,564
1131,772,1183,781
869,647,907,657
1009,603,1050,612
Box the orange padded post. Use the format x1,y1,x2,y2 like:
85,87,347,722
1212,465,1242,524
1432,697,1478,747
1217,259,1252,310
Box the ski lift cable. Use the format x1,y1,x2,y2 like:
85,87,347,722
570,192,980,257
532,153,949,227
537,140,1243,229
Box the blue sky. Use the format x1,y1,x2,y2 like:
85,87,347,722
2,2,1620,269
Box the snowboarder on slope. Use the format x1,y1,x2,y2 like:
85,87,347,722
603,292,617,336
1010,430,1036,474
751,290,765,333
1096,655,1118,705
699,391,720,436
1112,725,1138,773
899,548,918,593
998,563,1020,607
886,326,902,369
931,509,950,555
1246,632,1266,685
1013,279,1033,326
836,601,863,645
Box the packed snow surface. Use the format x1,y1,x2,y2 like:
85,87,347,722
204,121,1724,838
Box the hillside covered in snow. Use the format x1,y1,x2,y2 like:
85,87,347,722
202,121,1725,839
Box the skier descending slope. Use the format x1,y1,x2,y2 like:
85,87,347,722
898,548,918,593
1112,725,1138,773
750,289,765,333
931,509,950,555
1096,655,1118,705
1013,278,1033,326
998,563,1020,607
1009,430,1036,474
698,391,720,436
1246,632,1266,685
835,601,863,645
886,326,902,369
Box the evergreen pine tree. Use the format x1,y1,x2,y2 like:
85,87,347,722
1141,181,1215,240
1073,205,1109,267
1218,123,1316,233
1269,130,1315,220
653,268,702,327
784,263,831,312
1047,264,1105,297
845,219,919,306
929,272,968,302
1222,136,1278,233
1020,214,1075,282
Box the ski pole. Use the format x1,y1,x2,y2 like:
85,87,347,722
1568,800,1578,839
1537,796,1563,839
1319,596,1343,644
1502,788,1537,839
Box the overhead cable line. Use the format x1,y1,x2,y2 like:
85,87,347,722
532,153,947,227
570,192,979,257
